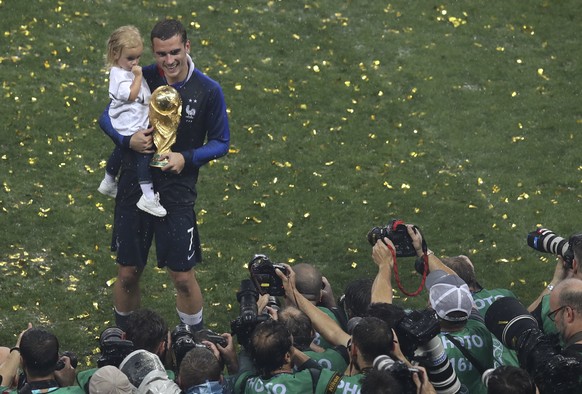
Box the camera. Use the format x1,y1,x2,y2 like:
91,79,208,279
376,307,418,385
373,355,419,393
394,309,461,394
230,279,271,348
171,323,226,369
55,350,78,371
395,309,441,358
367,219,418,257
527,227,574,269
97,327,134,368
248,254,288,296
485,297,582,394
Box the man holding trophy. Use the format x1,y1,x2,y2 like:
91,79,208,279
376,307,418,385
99,19,230,332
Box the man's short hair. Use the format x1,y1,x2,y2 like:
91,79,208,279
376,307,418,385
179,347,221,390
124,309,168,354
440,255,478,289
249,319,292,377
569,233,582,268
360,368,404,394
484,366,536,394
366,302,406,330
20,328,60,378
342,278,373,319
150,19,187,44
278,306,313,350
352,317,394,364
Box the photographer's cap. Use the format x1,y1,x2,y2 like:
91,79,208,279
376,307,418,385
89,365,137,394
426,270,473,322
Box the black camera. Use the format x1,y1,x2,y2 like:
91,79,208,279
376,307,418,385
527,227,574,269
97,327,134,368
171,323,226,369
394,309,461,394
373,355,419,393
248,254,288,296
485,297,582,394
367,219,418,257
230,279,270,348
395,309,441,359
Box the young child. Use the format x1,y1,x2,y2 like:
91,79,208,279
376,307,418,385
98,25,166,217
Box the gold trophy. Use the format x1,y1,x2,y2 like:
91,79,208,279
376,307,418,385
149,85,182,167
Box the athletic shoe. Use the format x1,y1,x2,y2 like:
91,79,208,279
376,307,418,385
98,178,117,198
137,193,167,217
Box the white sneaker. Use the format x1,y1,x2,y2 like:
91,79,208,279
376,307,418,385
98,178,117,198
137,193,167,217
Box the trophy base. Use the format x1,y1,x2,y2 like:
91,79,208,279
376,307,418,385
150,153,168,168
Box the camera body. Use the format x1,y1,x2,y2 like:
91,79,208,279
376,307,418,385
248,254,288,296
367,219,417,257
526,227,574,269
230,279,270,348
97,327,134,368
395,309,441,359
373,355,418,393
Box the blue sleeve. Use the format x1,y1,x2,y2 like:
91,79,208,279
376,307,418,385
180,86,230,168
98,103,132,149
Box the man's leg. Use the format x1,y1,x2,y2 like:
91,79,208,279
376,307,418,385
168,268,204,330
114,265,143,330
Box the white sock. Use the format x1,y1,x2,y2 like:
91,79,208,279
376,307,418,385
177,308,203,326
140,182,155,199
105,172,116,183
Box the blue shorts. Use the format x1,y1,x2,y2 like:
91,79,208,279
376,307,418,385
112,204,202,272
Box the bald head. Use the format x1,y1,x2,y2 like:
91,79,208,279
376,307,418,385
293,263,323,302
555,278,582,313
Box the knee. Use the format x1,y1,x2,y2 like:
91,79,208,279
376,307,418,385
171,271,196,295
117,267,141,288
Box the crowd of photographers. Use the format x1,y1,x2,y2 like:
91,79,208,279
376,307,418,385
1,223,581,393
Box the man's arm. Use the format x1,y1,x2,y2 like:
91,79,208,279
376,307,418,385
179,87,230,168
0,324,32,388
407,224,456,275
371,238,396,304
278,266,350,347
99,105,155,154
528,257,569,312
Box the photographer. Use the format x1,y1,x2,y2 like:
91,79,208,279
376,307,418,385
277,263,430,392
290,263,345,349
233,319,342,394
441,255,519,368
486,296,582,393
527,231,582,335
549,278,582,360
1,327,83,393
278,306,349,372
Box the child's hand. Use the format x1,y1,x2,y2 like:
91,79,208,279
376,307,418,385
132,65,142,77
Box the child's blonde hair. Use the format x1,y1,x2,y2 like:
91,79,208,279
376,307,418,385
106,25,143,68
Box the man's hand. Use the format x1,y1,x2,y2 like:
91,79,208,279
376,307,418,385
406,224,424,256
129,127,154,153
372,237,396,268
412,365,437,394
54,356,76,387
217,333,239,374
276,264,296,303
161,152,186,174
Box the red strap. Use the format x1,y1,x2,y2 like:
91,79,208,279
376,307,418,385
390,246,428,297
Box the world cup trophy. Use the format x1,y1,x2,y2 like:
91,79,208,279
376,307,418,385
149,85,182,167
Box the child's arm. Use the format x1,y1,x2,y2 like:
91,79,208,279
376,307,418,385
128,65,143,102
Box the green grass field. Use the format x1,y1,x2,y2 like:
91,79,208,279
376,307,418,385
0,0,580,368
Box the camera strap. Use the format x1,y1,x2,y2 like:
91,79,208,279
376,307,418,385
392,226,429,296
444,334,487,375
